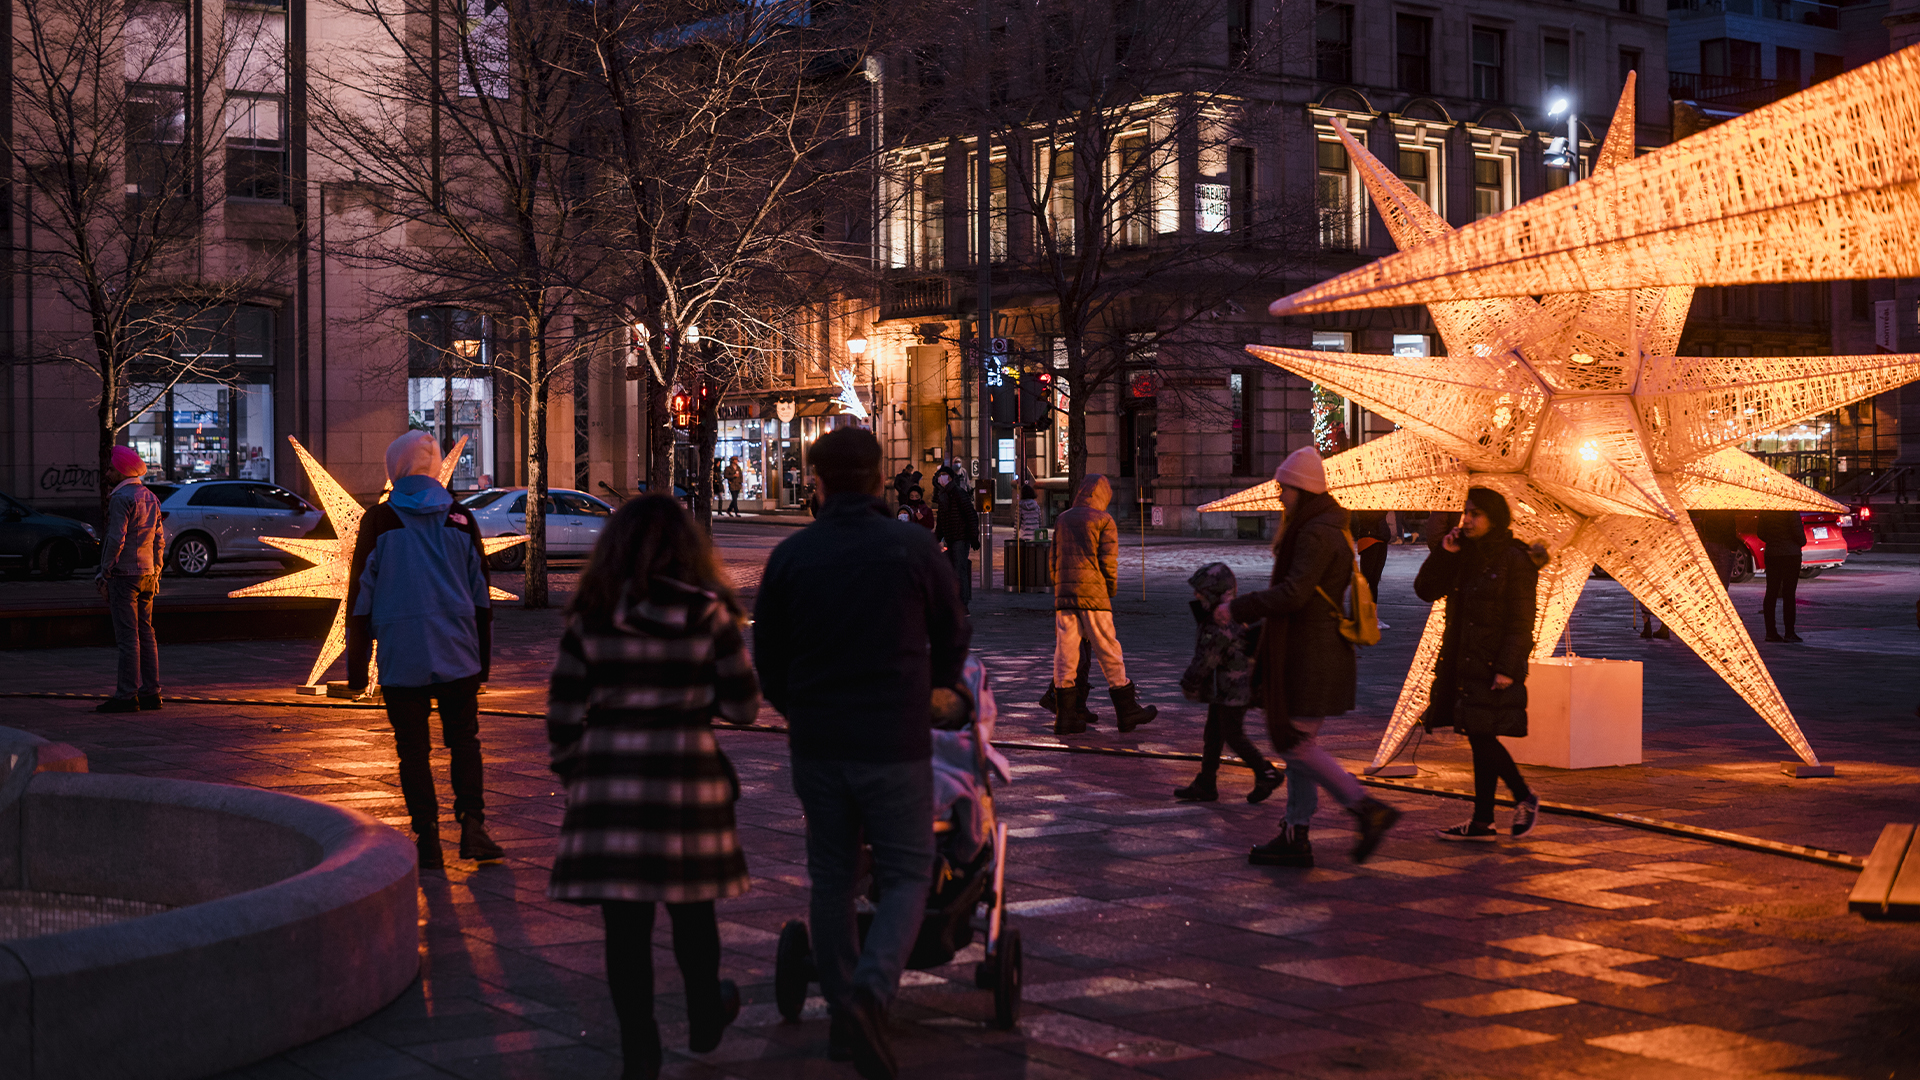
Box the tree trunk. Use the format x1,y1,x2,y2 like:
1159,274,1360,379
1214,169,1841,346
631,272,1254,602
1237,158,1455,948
522,338,550,609
693,369,718,532
96,360,117,524
646,363,673,495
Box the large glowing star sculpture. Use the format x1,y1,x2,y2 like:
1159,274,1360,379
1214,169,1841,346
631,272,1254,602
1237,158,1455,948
230,435,526,689
1204,59,1920,771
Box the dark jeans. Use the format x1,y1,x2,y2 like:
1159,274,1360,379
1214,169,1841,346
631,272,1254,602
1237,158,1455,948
1763,546,1802,635
790,755,934,1013
603,900,721,1079
382,675,485,836
725,489,739,515
1198,704,1273,779
945,542,972,606
1468,734,1531,825
106,573,161,699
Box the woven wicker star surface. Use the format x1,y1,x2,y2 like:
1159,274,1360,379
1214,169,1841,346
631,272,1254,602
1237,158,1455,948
229,435,524,689
1205,64,1920,768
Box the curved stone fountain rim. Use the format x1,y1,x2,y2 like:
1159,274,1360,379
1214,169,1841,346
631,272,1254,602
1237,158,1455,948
7,771,416,963
2,771,420,1080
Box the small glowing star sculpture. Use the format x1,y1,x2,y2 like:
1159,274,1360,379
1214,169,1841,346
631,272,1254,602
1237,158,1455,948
230,435,526,689
1204,61,1920,769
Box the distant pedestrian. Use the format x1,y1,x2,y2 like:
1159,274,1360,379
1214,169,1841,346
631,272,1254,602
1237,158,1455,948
724,457,743,517
892,464,922,507
1350,510,1392,603
1220,447,1398,867
1175,562,1281,804
754,427,970,1080
1015,482,1042,541
1757,510,1805,643
546,494,758,1080
95,446,165,713
1050,474,1157,735
895,485,934,531
348,430,503,869
931,465,979,607
1414,487,1547,842
1691,510,1739,586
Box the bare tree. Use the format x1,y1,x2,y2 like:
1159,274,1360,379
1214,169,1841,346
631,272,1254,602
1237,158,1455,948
311,0,611,607
574,0,896,520
6,0,292,519
912,0,1317,492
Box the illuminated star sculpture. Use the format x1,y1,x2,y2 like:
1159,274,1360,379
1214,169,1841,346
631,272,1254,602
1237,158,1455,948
1204,56,1920,772
231,435,526,689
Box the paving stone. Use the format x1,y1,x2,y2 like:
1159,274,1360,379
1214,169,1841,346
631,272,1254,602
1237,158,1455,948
13,537,1920,1079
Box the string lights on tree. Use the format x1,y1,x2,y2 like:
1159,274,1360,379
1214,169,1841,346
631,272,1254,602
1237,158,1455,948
1204,56,1920,773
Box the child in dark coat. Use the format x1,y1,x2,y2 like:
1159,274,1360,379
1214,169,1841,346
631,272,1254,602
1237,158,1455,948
1175,562,1282,803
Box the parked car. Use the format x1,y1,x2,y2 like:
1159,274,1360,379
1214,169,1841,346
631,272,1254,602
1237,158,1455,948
153,480,325,576
460,487,614,569
1728,511,1849,583
1839,502,1877,554
0,490,99,578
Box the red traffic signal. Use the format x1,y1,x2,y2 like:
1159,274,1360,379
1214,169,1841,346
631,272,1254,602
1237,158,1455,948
670,392,694,428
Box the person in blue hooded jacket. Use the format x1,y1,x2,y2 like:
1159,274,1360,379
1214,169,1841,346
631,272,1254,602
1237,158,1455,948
347,430,502,869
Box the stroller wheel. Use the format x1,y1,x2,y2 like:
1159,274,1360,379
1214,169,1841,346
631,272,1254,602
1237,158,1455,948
774,920,812,1022
991,928,1022,1030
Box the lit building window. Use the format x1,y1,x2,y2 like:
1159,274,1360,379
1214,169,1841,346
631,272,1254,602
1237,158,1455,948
1473,154,1512,220
1317,139,1357,250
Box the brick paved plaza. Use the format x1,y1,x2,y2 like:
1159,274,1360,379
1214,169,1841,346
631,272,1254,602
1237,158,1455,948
6,526,1920,1079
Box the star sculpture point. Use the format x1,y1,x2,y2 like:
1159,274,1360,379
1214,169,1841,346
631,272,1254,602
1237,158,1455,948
231,434,525,689
1208,60,1920,768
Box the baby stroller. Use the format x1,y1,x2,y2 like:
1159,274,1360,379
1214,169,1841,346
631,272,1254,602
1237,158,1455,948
774,655,1024,1029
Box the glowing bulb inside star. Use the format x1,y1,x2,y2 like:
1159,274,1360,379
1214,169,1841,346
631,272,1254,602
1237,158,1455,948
1472,344,1492,358
1492,406,1513,427
1579,440,1600,463
1570,353,1594,365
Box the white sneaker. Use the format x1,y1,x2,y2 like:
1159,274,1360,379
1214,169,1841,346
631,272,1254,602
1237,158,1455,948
1512,795,1541,838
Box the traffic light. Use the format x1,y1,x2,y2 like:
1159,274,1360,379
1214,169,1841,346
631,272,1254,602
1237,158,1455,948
1019,371,1054,429
669,391,693,429
989,378,1019,424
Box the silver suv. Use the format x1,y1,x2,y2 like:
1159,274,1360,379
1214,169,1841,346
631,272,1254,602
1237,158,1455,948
150,480,325,576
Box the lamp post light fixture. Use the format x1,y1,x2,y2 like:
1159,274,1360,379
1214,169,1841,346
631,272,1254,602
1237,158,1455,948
1545,94,1578,180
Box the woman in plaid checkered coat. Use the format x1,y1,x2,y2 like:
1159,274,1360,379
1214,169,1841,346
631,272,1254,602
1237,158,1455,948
546,494,759,1080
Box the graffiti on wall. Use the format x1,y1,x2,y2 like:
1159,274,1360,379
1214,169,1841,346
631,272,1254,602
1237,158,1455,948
39,464,100,494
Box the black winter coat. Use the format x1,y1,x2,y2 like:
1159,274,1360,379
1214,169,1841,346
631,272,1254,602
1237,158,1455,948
753,493,971,762
1414,529,1544,737
1228,495,1356,719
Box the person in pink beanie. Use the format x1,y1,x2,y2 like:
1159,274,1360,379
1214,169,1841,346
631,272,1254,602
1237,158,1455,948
95,446,165,712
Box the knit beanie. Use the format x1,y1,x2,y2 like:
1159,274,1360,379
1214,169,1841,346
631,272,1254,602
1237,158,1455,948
109,446,147,478
1466,486,1513,531
385,430,442,481
1273,446,1328,494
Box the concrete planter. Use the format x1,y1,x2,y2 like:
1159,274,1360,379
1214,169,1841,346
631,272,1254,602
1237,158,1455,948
0,772,419,1080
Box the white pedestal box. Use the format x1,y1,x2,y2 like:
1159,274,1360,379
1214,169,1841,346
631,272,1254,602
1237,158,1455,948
1506,657,1643,769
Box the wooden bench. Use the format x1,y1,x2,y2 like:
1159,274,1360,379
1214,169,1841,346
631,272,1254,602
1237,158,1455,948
1849,824,1920,920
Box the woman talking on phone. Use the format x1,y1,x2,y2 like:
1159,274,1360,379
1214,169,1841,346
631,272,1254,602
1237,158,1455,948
1414,487,1550,842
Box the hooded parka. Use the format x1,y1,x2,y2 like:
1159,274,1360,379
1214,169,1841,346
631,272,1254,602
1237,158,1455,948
1228,493,1356,718
1414,528,1546,737
1051,475,1119,611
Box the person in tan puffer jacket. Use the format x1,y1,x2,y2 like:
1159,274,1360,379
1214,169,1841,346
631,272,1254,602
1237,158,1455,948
1049,474,1157,736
